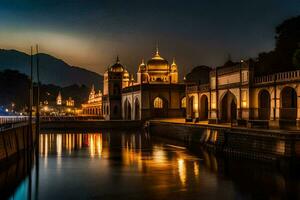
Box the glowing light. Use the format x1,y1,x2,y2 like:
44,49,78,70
194,162,200,177
242,101,247,108
56,134,62,168
178,158,186,186
211,103,216,109
154,97,163,108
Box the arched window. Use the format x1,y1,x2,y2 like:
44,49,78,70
181,97,186,108
154,97,163,108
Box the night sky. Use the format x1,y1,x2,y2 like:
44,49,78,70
0,0,299,76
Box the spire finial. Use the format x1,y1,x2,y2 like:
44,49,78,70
116,55,120,63
141,58,145,65
172,57,176,65
155,42,159,56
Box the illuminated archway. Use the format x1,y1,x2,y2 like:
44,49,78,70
258,90,270,120
134,98,140,120
220,91,237,122
124,99,132,120
200,95,208,120
188,96,196,118
152,96,168,118
280,86,297,120
154,97,163,108
181,97,186,108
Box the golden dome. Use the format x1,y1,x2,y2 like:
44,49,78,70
147,48,169,71
109,56,125,72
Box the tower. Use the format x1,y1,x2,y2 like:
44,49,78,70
56,91,62,105
102,56,127,120
170,58,179,83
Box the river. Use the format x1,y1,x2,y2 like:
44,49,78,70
2,129,300,200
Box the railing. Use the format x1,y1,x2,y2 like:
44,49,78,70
186,85,198,93
254,75,275,85
254,70,300,85
40,116,103,122
0,116,29,125
186,84,210,93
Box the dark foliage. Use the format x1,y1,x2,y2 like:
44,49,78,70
255,16,300,75
185,65,211,84
0,70,30,110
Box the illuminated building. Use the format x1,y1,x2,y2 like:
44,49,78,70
66,97,75,107
82,85,103,116
102,56,131,120
56,91,62,105
103,47,185,120
186,60,300,127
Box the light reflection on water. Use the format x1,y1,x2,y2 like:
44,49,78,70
3,129,300,200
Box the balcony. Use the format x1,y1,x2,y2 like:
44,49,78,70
254,70,300,86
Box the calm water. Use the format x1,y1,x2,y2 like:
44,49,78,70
2,129,300,200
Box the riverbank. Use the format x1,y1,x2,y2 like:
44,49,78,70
148,119,300,160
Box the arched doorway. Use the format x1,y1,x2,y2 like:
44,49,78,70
200,95,208,120
152,97,168,118
124,99,131,120
181,97,186,117
134,98,140,120
258,90,270,120
280,87,297,120
221,91,237,122
188,96,195,118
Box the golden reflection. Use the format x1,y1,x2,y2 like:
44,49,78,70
122,134,142,171
56,134,62,168
153,145,167,164
97,134,103,157
89,134,103,158
194,162,200,177
40,134,44,155
178,158,187,186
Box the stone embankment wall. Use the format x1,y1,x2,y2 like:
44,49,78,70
0,123,36,163
149,121,300,160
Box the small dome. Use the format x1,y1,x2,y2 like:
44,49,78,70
109,56,125,72
123,69,130,78
138,59,146,72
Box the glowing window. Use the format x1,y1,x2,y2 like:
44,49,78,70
154,97,163,108
181,97,186,108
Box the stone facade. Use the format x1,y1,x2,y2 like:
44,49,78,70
186,61,300,127
103,48,185,120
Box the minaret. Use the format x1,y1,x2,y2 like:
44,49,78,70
56,91,62,105
170,57,178,83
137,58,146,84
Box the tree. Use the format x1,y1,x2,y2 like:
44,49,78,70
255,15,300,75
293,49,300,68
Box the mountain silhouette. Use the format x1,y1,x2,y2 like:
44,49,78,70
0,49,103,89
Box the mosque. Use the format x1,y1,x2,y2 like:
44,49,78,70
102,47,186,120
